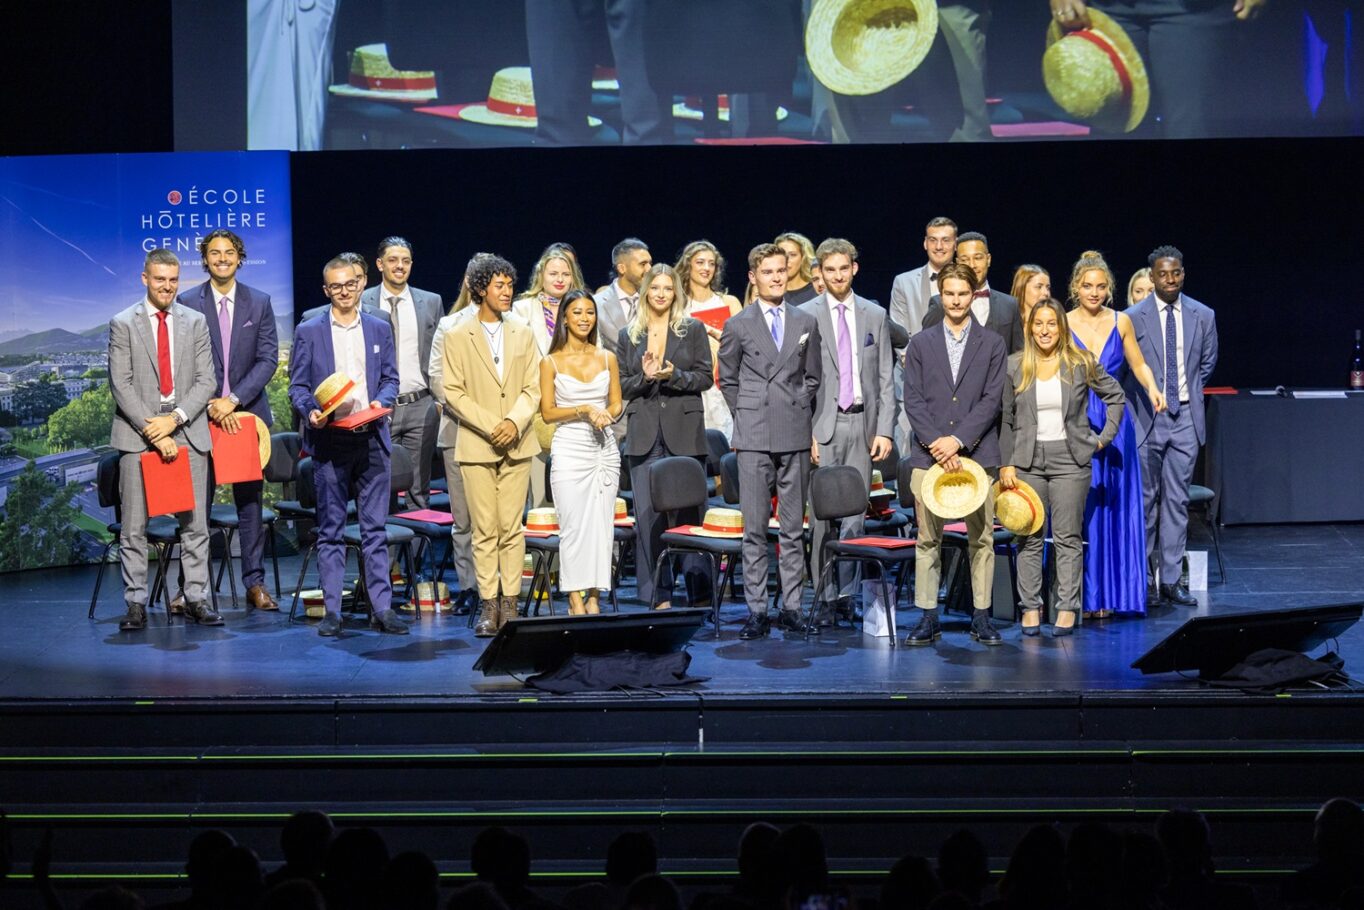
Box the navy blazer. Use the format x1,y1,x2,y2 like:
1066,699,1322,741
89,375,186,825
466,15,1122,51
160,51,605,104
902,318,1007,469
1122,292,1219,445
288,312,400,452
922,289,1025,354
178,281,279,426
617,318,713,458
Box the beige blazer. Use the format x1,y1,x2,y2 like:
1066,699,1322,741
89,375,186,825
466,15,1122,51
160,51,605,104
441,315,542,463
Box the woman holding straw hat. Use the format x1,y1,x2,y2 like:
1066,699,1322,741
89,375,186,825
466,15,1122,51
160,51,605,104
1000,298,1126,637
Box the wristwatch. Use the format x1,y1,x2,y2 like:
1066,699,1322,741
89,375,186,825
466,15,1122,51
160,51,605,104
172,410,185,427
228,393,240,407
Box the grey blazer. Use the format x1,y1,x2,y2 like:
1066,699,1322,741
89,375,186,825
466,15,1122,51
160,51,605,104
718,302,822,454
1000,354,1126,470
1122,292,1219,445
592,283,632,359
923,289,1025,354
361,284,444,377
108,300,215,454
799,292,895,446
888,263,935,338
617,318,713,458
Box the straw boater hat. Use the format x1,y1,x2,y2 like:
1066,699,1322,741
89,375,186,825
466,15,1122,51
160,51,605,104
1043,11,1150,133
992,479,1046,536
252,415,272,469
328,44,437,102
868,469,896,513
314,372,355,419
920,458,991,520
805,0,940,96
526,508,560,534
693,507,745,539
614,498,632,525
456,67,602,129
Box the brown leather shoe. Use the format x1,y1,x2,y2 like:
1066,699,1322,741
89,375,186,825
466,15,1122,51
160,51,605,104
246,585,278,611
497,595,520,629
168,592,186,615
474,599,499,638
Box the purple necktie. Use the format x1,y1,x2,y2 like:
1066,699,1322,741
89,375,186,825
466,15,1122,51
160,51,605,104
218,298,232,397
836,303,854,410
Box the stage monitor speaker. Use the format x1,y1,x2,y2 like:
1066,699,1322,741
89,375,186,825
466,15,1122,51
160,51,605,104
1131,602,1362,677
473,607,708,677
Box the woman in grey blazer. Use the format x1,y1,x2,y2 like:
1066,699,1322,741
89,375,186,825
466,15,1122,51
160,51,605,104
618,264,714,609
1000,299,1125,637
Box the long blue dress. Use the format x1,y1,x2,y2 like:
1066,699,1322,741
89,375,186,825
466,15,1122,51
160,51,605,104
1075,315,1147,616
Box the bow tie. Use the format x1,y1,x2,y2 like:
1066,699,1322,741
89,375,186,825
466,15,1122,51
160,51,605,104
972,290,990,300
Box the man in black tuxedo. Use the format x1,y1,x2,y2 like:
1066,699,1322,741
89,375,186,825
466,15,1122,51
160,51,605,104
921,231,1023,354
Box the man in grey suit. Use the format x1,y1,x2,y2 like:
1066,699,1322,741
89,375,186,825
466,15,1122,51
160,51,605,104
593,238,652,359
921,231,1024,354
1122,245,1218,607
719,243,822,640
889,216,959,454
361,237,443,509
801,238,895,605
108,249,221,631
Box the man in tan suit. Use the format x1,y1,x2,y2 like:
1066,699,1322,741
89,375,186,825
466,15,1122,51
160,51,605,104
441,255,542,636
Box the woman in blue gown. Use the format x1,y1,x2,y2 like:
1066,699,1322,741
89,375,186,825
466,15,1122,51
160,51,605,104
1067,252,1166,617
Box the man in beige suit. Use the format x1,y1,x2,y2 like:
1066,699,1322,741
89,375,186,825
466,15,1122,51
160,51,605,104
441,255,542,637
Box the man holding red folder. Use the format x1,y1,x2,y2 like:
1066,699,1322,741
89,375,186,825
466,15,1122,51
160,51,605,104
289,256,406,637
108,249,221,631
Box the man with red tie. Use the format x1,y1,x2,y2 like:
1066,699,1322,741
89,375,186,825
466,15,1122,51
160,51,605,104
920,231,1024,354
174,229,281,612
107,249,220,631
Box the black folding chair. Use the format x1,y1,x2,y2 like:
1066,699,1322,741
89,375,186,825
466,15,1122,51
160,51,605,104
649,456,742,633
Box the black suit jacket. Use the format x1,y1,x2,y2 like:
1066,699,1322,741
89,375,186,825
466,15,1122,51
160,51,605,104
922,289,1024,354
617,318,713,458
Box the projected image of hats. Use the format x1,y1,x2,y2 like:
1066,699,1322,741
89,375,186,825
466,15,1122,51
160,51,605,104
920,458,990,521
1043,11,1149,133
805,0,940,96
694,507,745,538
314,372,356,419
992,479,1045,536
328,44,438,102
457,67,602,129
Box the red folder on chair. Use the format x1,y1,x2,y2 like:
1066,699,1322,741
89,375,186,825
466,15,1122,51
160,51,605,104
140,450,196,517
210,414,262,484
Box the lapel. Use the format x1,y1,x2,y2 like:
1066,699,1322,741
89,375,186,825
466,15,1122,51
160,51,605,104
198,284,225,372
1059,361,1075,416
812,294,835,368
1180,298,1199,367
131,300,158,375
317,311,337,380
748,302,781,366
662,322,679,364
362,316,379,401
466,318,502,386
172,303,192,392
227,285,248,365
855,296,879,391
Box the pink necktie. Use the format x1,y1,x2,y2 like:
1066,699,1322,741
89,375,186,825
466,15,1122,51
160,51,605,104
836,304,854,410
218,298,232,397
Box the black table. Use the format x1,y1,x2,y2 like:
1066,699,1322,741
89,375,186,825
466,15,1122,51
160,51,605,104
1206,391,1364,525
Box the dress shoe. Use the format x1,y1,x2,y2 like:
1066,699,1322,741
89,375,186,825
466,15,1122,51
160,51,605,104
905,610,941,646
1146,584,1160,606
370,609,410,634
317,613,342,637
182,601,224,626
775,610,806,633
969,609,1002,646
246,585,278,611
452,590,477,616
1020,608,1041,637
119,603,147,632
497,596,520,629
475,599,499,638
1053,610,1077,638
739,612,771,640
168,592,185,615
1160,583,1198,607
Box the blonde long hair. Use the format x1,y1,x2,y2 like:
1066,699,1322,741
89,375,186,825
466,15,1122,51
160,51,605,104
1015,298,1098,394
626,264,691,345
774,231,814,285
1067,250,1117,310
516,245,585,303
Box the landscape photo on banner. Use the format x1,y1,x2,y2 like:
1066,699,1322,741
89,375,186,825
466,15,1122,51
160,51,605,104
0,151,293,572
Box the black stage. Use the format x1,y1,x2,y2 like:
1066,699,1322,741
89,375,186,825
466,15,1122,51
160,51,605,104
3,523,1364,903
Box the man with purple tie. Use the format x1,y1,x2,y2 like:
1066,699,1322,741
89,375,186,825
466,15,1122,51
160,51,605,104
175,229,280,612
289,257,406,637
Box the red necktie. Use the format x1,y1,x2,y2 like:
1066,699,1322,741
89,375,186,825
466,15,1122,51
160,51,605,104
972,290,990,299
156,310,173,397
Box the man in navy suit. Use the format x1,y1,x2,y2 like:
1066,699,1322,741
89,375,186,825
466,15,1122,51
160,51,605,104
921,231,1024,354
289,257,407,637
175,229,280,612
902,262,1007,647
1122,245,1218,607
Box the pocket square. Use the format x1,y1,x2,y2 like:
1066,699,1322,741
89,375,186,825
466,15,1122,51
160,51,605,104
373,344,380,354
798,332,810,346
242,320,254,328
864,332,874,348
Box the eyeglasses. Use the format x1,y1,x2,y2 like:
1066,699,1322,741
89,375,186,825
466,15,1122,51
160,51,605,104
324,278,362,295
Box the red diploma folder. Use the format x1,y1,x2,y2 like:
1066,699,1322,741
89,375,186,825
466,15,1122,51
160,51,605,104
693,307,730,332
140,450,196,517
393,509,454,525
841,536,916,549
210,414,262,484
332,406,393,430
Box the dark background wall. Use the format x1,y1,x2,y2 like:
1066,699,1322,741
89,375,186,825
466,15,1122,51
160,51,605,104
7,1,1362,389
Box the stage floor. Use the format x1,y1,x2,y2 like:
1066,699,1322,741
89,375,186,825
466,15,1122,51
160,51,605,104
4,523,1363,701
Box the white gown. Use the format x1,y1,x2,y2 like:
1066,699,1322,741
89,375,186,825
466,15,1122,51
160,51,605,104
549,358,620,592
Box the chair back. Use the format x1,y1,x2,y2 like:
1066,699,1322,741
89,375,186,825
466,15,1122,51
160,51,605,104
297,457,317,509
264,432,302,484
704,429,729,476
390,445,415,511
648,456,707,513
95,451,122,513
719,452,741,505
896,456,916,509
809,465,868,522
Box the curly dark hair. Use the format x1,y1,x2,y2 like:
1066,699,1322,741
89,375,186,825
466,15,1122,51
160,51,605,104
198,229,246,272
1148,245,1184,267
467,254,518,305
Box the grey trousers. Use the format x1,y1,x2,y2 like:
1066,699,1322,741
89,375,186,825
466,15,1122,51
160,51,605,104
1015,440,1092,615
738,449,810,615
810,410,871,599
1141,405,1198,587
119,446,210,608
392,396,437,509
439,447,478,595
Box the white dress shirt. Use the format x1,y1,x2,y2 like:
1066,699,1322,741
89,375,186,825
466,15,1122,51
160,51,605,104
612,279,640,325
1161,295,1189,403
378,285,425,395
329,310,369,417
143,298,189,425
825,291,863,405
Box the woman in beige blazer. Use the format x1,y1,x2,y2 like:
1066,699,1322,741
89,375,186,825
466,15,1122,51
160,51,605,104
999,299,1125,638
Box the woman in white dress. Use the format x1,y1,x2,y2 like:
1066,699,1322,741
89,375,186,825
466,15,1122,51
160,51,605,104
675,240,741,441
540,289,623,616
